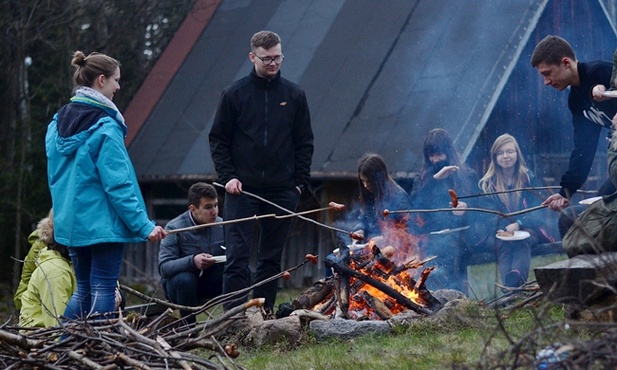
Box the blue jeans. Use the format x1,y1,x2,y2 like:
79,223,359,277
63,243,124,320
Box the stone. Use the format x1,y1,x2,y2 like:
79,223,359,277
388,310,423,327
244,316,303,347
431,288,466,304
309,318,391,341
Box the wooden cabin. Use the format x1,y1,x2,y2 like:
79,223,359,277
121,0,617,289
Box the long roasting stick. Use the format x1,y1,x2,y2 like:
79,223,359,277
213,182,363,240
168,203,348,234
455,186,596,200
384,204,547,218
275,205,342,219
167,214,276,234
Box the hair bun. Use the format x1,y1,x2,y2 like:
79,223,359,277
71,51,87,67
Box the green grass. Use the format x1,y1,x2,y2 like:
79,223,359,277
467,253,568,300
226,257,574,369
232,296,568,369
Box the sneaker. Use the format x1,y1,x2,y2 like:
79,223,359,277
504,270,521,288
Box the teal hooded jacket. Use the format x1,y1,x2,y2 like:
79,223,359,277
45,95,155,247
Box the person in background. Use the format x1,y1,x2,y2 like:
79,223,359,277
353,153,411,247
209,30,314,312
562,116,617,257
45,51,166,321
18,212,123,328
14,209,54,311
410,128,484,292
531,35,617,237
18,215,75,328
478,134,553,288
158,182,225,325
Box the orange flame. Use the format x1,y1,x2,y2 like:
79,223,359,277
337,221,431,319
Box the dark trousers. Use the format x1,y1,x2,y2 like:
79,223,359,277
558,205,587,239
222,188,299,310
164,264,223,324
422,233,466,292
497,233,536,286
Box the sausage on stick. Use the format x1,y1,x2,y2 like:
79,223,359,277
448,189,459,208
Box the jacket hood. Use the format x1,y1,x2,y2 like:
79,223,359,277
53,101,125,156
36,247,70,265
35,216,54,246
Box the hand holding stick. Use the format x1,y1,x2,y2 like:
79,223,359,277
274,201,345,219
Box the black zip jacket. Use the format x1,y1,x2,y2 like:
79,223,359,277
561,61,617,197
209,68,313,192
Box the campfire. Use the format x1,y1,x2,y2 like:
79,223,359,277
292,224,443,321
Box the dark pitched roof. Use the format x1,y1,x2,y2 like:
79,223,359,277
124,0,221,146
127,0,616,181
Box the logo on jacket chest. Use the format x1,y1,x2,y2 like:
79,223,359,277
584,106,613,129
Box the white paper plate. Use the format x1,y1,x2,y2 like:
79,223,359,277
332,243,368,256
579,196,602,205
496,230,530,241
602,90,617,98
211,255,226,263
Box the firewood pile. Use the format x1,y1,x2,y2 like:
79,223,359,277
0,298,264,369
0,257,321,369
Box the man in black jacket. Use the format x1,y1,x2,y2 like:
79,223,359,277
531,35,617,236
209,30,314,311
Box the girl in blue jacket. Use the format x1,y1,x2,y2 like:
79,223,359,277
45,51,166,320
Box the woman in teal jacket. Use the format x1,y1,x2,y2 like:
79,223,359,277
45,51,166,320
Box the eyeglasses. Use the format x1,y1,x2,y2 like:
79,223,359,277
254,54,284,65
496,149,517,157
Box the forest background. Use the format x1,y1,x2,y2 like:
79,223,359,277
0,0,195,293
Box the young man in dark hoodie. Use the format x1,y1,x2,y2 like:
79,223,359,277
531,35,617,236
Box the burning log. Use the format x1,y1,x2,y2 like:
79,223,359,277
369,244,397,273
290,309,331,322
362,291,394,320
415,266,434,290
336,247,350,318
325,254,434,315
389,255,436,277
312,293,337,315
415,267,443,309
292,278,335,309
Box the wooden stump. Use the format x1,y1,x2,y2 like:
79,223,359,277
534,252,617,306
